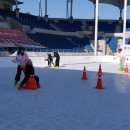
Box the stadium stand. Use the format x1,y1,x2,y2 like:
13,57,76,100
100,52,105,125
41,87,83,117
54,20,82,32
1,3,130,54
28,33,79,49
27,32,93,52
98,21,116,33
0,9,55,30
126,38,130,44
0,28,43,48
106,37,118,52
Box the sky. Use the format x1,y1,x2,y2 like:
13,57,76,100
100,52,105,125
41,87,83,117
18,0,130,20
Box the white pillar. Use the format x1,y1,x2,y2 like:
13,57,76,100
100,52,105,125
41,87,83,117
94,0,99,56
123,0,128,49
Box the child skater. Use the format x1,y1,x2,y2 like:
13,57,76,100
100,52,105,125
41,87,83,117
113,48,128,71
45,53,54,67
18,59,40,90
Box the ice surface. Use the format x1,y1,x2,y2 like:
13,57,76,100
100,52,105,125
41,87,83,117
0,58,130,130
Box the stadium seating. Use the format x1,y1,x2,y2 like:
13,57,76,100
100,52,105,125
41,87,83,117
106,37,118,52
54,20,82,32
98,21,116,33
0,28,42,48
68,36,93,52
0,9,55,30
126,38,130,44
85,45,94,52
19,13,55,30
27,33,93,52
28,33,78,49
1,8,129,53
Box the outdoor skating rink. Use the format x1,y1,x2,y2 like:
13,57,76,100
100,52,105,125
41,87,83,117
0,56,130,130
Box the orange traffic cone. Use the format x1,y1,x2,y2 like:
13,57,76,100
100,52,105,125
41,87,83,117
98,64,103,75
82,66,88,80
96,71,104,89
23,76,37,90
124,64,129,74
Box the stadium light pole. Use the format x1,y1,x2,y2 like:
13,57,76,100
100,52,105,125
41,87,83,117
123,0,128,49
119,0,123,18
39,0,41,17
70,0,73,19
45,0,48,16
94,0,99,56
66,0,69,18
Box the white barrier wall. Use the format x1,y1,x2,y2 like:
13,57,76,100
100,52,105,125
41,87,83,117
0,56,130,68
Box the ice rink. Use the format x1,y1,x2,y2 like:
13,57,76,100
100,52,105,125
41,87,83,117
0,56,130,130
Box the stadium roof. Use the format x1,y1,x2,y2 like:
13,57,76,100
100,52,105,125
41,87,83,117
0,0,23,5
89,0,130,9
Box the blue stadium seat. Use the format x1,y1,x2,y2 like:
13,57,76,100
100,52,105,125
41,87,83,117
55,20,82,32
106,37,118,52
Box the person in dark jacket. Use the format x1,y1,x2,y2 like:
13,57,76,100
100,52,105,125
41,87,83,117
53,50,60,67
18,59,40,90
45,53,54,67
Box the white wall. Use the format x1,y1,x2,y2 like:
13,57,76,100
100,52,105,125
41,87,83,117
0,56,130,68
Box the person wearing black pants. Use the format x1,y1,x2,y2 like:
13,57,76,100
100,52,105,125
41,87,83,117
18,59,40,90
53,51,60,67
15,65,24,83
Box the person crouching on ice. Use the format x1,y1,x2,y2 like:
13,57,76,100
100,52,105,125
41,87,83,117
45,53,54,67
113,48,128,71
18,59,40,90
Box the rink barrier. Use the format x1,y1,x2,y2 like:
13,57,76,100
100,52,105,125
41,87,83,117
0,56,130,68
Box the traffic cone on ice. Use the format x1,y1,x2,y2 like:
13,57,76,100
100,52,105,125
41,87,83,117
96,70,104,89
124,64,129,74
97,64,103,75
82,66,88,80
23,76,37,90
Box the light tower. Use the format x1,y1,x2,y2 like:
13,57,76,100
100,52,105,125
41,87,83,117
70,0,73,23
44,0,48,22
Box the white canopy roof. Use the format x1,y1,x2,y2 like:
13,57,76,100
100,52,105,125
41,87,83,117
89,0,130,9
